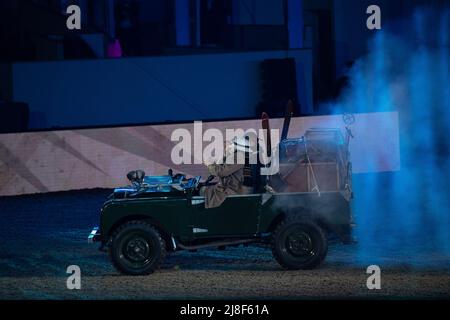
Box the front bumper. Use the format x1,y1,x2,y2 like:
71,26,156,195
88,227,101,243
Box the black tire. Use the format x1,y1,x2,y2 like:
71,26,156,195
110,220,166,275
272,216,327,270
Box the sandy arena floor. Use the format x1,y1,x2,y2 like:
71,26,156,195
0,190,449,300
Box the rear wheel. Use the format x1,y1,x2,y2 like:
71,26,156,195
272,216,327,270
110,220,166,275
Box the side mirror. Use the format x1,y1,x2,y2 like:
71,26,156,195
127,170,145,186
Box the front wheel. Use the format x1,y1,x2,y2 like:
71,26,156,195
110,221,166,275
272,216,327,270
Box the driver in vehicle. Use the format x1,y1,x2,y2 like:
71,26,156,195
200,134,258,209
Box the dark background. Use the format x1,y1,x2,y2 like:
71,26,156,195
1,0,448,132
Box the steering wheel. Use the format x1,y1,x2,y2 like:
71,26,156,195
193,176,201,189
196,175,215,190
205,175,215,185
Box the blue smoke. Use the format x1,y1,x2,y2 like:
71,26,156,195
333,7,450,266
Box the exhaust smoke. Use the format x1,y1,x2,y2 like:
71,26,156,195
330,7,450,266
